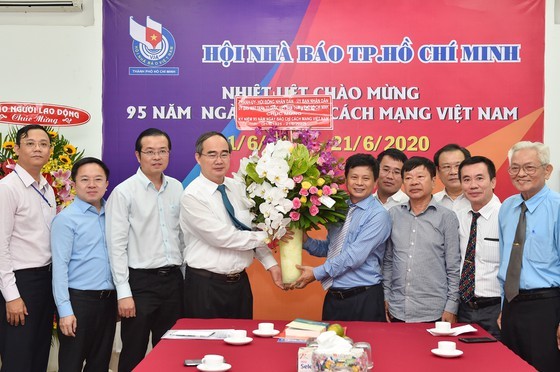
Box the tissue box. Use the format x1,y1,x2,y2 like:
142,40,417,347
298,347,315,372
311,348,367,371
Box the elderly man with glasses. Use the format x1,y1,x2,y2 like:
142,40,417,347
498,141,560,372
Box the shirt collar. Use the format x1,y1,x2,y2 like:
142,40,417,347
350,194,374,210
136,167,168,191
514,185,550,213
14,163,49,189
197,173,230,196
402,196,439,214
471,194,500,220
73,196,105,214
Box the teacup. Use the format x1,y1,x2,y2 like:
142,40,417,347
231,329,247,339
258,322,274,332
438,341,456,351
435,321,451,332
201,354,224,367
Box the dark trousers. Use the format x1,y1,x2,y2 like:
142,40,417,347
0,268,55,372
501,291,560,372
322,284,385,321
118,267,183,372
57,289,117,372
183,267,253,319
458,300,501,340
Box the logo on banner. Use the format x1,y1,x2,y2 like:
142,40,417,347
129,16,179,76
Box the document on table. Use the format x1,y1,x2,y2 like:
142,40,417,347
162,329,235,340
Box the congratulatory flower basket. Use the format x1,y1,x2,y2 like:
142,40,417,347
235,128,348,283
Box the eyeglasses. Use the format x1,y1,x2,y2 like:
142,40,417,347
507,163,545,176
438,163,461,173
140,150,170,157
380,167,402,178
199,152,230,161
21,141,51,150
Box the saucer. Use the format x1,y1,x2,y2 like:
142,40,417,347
252,329,280,337
431,348,464,358
428,328,456,336
224,336,253,345
197,363,232,372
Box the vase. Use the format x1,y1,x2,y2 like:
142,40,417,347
279,228,303,284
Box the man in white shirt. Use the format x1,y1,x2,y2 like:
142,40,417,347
456,156,501,339
180,131,282,319
373,148,409,210
433,144,471,211
106,128,184,372
0,125,56,372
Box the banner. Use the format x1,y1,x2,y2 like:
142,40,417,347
102,0,544,199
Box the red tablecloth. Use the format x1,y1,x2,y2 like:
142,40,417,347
133,318,534,371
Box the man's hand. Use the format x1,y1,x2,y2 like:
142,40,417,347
279,229,295,243
384,301,392,323
291,265,316,290
268,265,285,290
497,312,501,330
6,297,28,326
118,297,136,318
441,311,457,324
556,324,560,350
59,315,77,337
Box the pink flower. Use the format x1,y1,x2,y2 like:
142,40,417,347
292,198,302,209
290,211,300,221
299,188,309,196
293,175,303,183
322,185,332,196
309,186,318,194
310,195,321,206
309,205,319,216
330,183,339,189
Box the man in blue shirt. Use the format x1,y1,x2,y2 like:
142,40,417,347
292,154,391,321
498,141,560,372
51,157,116,371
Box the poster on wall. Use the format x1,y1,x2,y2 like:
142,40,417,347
102,0,544,199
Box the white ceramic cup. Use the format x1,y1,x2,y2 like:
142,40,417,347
201,354,224,367
438,341,456,351
258,322,274,332
231,329,247,339
435,321,451,332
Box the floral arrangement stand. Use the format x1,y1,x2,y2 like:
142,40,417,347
235,128,349,284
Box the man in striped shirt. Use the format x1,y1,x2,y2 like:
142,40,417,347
456,156,501,339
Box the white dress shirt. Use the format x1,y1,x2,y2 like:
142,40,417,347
106,168,184,300
180,174,276,274
457,194,501,298
434,190,470,212
373,189,409,210
0,164,56,301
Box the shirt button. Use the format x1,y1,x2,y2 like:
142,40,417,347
409,255,412,258
411,242,414,245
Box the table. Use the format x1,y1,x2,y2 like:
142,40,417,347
134,318,534,371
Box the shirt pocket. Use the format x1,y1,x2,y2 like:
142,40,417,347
524,234,556,264
478,239,500,265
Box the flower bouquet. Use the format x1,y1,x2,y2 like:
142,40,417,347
1,126,84,212
235,128,349,283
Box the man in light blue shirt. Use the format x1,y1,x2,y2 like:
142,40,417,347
498,141,560,372
51,157,116,371
293,154,391,321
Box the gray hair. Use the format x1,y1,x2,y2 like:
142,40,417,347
508,141,550,165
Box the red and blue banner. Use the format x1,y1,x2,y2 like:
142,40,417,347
102,0,544,199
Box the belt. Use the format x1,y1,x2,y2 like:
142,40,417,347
69,288,116,299
130,266,180,277
463,296,501,310
188,267,246,283
14,263,52,272
513,287,560,302
328,285,374,300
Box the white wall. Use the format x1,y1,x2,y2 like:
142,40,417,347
0,0,559,190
